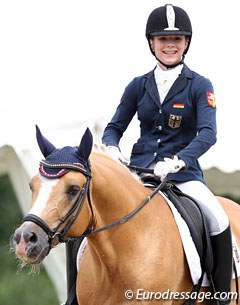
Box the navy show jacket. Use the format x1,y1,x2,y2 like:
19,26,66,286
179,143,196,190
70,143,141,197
102,64,217,183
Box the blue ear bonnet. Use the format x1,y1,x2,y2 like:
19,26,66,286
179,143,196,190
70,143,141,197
40,146,88,177
36,126,93,178
45,146,85,165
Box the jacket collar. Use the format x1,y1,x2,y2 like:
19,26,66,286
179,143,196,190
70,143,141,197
145,64,193,107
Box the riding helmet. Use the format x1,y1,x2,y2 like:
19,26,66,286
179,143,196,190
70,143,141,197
146,4,192,55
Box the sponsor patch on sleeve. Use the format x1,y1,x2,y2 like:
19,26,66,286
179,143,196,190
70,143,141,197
206,92,216,108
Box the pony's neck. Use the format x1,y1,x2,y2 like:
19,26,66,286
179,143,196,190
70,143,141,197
85,153,174,267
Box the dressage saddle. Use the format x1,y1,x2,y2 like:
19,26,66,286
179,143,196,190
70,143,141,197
141,175,214,282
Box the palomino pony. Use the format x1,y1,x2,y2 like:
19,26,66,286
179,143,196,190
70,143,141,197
13,127,240,305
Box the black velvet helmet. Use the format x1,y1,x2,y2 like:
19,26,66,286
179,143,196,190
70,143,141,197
146,4,192,55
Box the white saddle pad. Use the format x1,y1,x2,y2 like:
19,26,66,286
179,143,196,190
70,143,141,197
161,191,240,286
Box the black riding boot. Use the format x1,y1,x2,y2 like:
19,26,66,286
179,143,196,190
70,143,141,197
64,239,83,305
211,225,233,305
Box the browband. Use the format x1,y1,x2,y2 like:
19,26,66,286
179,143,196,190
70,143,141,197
39,160,91,178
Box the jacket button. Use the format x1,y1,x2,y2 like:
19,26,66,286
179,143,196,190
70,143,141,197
159,109,162,114
154,152,157,157
157,139,161,143
157,126,162,131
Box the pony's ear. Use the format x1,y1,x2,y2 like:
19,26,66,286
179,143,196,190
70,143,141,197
36,125,56,158
77,128,93,161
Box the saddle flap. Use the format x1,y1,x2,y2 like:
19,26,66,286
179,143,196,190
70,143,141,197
163,183,213,275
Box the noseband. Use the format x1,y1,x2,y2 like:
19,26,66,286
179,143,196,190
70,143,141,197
23,160,94,251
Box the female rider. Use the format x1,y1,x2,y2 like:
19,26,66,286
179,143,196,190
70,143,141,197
102,4,233,304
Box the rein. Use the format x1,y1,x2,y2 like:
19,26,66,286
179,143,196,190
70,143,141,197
121,161,155,174
23,160,164,249
82,176,166,238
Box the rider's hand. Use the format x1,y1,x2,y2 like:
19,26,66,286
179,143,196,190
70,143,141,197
107,146,126,163
154,156,186,180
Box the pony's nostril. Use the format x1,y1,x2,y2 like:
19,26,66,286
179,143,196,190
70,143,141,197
13,231,21,244
23,230,38,244
29,232,38,243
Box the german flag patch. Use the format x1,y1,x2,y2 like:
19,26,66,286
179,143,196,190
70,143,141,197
173,103,184,109
207,92,216,108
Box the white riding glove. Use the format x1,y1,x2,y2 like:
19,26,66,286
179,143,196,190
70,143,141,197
107,146,126,163
154,156,186,181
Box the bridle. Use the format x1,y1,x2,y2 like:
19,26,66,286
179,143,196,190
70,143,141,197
23,160,94,251
23,160,165,252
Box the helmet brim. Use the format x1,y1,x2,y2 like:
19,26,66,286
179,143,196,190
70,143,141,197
149,30,191,37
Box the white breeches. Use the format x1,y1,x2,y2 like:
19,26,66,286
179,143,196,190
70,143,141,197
175,180,229,236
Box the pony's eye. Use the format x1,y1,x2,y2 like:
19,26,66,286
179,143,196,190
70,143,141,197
66,185,80,197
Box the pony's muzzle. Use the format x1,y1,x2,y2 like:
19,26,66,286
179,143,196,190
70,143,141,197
13,222,50,264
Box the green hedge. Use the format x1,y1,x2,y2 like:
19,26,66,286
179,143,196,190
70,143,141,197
0,175,59,305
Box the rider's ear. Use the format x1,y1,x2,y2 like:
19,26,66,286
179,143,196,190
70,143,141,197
36,125,56,158
77,128,93,161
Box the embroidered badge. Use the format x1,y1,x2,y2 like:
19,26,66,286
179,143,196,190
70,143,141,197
207,92,216,108
168,114,182,129
173,103,184,109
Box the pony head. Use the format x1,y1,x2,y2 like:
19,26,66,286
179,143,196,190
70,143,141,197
12,126,94,265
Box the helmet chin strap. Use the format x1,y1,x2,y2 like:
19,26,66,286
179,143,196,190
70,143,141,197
155,54,185,69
